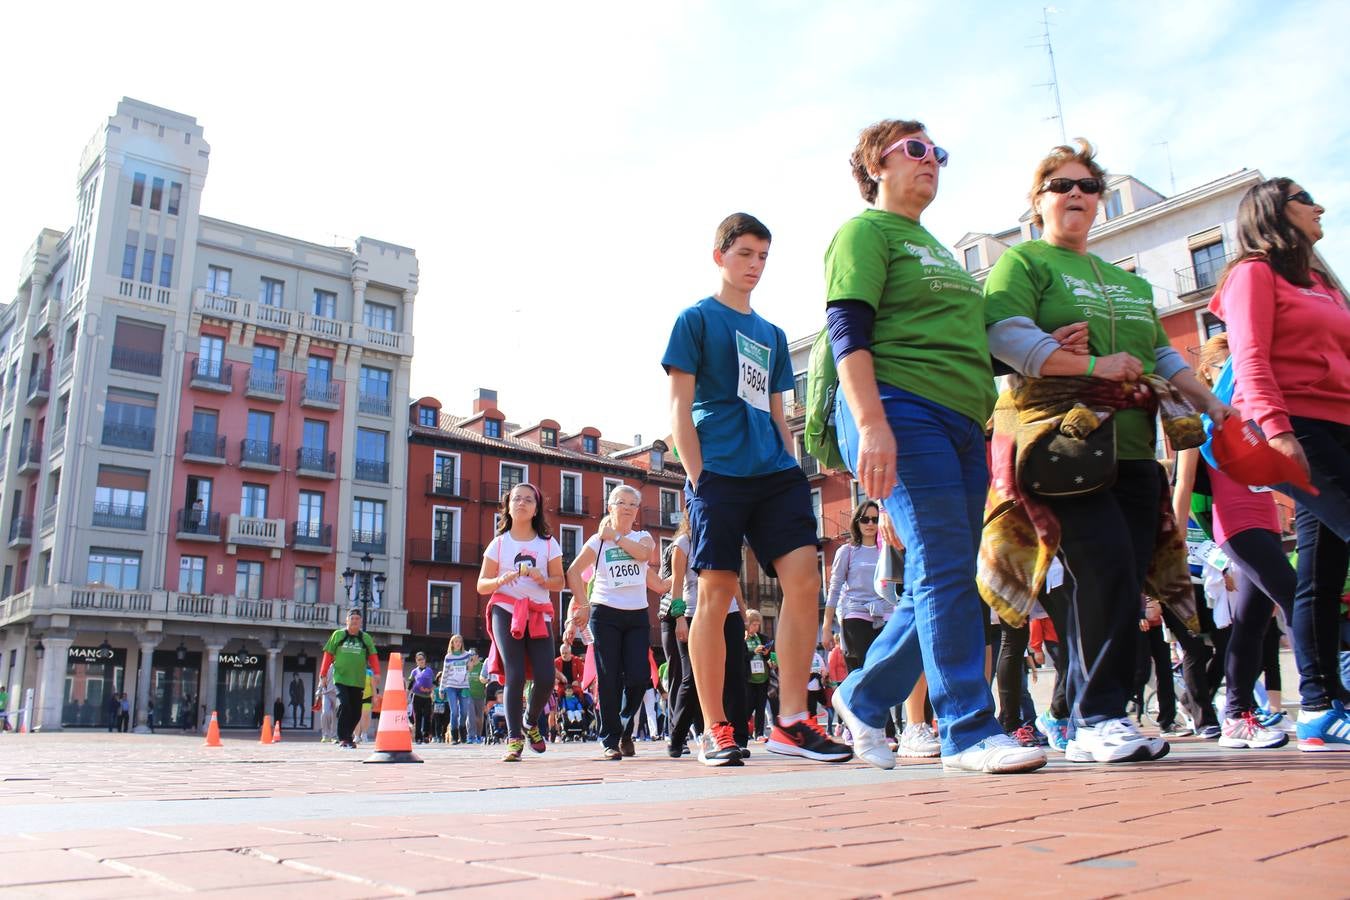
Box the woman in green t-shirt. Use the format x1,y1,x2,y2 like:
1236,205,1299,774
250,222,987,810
982,139,1232,765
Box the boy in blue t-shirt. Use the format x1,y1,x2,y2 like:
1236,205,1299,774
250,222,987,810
662,212,852,767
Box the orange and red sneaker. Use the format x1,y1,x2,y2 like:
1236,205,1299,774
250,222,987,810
767,717,853,762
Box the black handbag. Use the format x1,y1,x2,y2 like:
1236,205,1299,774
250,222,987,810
1017,409,1117,498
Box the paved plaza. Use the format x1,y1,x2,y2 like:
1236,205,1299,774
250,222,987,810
0,729,1346,898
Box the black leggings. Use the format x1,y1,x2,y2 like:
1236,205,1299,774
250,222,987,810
996,621,1030,733
842,617,897,736
1262,620,1282,693
336,683,363,743
1221,528,1296,718
489,606,555,740
591,604,651,751
661,613,749,746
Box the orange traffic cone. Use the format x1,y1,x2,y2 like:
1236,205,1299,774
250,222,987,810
204,711,222,747
363,652,422,764
272,720,282,743
259,714,274,744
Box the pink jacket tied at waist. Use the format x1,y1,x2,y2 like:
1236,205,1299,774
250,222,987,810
483,592,553,683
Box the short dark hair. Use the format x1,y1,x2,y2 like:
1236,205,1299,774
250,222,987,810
850,119,926,203
347,609,362,618
714,213,771,254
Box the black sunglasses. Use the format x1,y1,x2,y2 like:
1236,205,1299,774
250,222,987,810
1039,177,1104,195
1285,189,1316,206
858,516,879,524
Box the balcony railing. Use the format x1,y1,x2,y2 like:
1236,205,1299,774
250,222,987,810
1175,251,1237,298
227,514,286,550
25,368,51,404
92,501,147,531
425,473,470,499
427,615,457,635
642,506,682,530
183,430,226,462
557,495,590,517
17,439,44,472
296,447,337,475
358,393,391,417
301,377,339,407
190,357,233,391
351,530,387,554
481,481,519,503
800,454,819,478
41,503,57,532
354,458,389,483
176,508,221,540
110,346,163,376
293,521,333,550
240,438,281,468
102,422,154,451
245,368,286,400
409,539,477,565
8,515,33,545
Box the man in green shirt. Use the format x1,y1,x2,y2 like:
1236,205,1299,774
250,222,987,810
319,610,380,749
466,652,485,743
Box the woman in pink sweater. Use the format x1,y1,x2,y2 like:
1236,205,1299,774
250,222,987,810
1210,177,1350,751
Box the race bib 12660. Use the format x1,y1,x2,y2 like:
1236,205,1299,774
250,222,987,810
735,331,772,412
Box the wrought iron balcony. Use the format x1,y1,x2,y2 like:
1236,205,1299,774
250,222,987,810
642,506,682,530
110,346,163,376
102,422,154,451
354,458,389,483
351,530,387,555
557,495,591,517
409,539,477,565
189,357,233,392
293,521,333,551
239,438,281,469
358,393,391,417
244,367,286,400
176,508,221,541
92,501,147,531
8,515,33,546
25,368,51,405
301,377,339,408
183,430,226,462
425,472,470,499
17,439,44,473
296,447,337,476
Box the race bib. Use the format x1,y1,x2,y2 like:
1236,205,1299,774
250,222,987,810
450,662,467,675
750,658,765,675
603,546,644,587
735,331,772,413
1046,557,1065,592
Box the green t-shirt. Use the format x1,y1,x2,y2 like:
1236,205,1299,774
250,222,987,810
824,208,996,427
322,628,377,689
467,661,485,701
745,634,771,685
983,240,1172,459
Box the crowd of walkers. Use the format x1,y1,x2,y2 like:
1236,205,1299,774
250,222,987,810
320,118,1347,772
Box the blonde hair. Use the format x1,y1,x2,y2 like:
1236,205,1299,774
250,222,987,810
1029,138,1108,228
744,609,763,624
447,635,464,653
1197,333,1230,387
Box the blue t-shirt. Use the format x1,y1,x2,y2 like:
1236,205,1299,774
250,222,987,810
661,297,796,478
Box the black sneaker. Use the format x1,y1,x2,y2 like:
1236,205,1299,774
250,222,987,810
737,744,750,758
767,717,853,762
599,747,623,761
619,735,636,757
667,740,685,758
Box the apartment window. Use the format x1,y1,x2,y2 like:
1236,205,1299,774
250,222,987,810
353,498,386,551
166,182,182,216
1202,312,1226,340
246,410,273,444
186,475,213,512
252,344,278,373
295,566,321,604
964,246,981,271
130,173,146,206
660,488,678,527
197,334,225,379
583,435,598,454
484,418,501,439
560,472,581,513
64,323,78,357
560,525,582,569
241,483,268,518
148,177,165,211
191,408,219,438
93,466,149,530
501,464,526,499
111,317,164,376
418,406,437,427
428,583,458,632
139,236,157,283
235,561,263,599
87,549,141,591
297,491,324,528
541,427,557,447
302,418,328,451
306,355,332,388
603,477,622,503
364,301,396,331
358,365,391,416
355,428,389,482
811,488,823,538
433,508,457,556
121,233,138,279
259,277,284,307
650,448,664,471
206,265,231,295
57,394,70,428
102,388,157,450
157,238,175,287
1191,241,1226,291
178,556,206,593
1103,190,1123,220
312,289,336,318
793,372,807,405
433,453,458,493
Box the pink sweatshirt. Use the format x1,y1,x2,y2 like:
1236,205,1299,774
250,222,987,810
1210,259,1350,436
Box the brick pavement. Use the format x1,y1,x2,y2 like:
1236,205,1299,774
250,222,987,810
0,732,1347,897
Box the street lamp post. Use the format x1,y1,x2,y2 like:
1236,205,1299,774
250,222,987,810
341,553,386,627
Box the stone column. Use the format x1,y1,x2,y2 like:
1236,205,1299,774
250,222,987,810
201,643,223,731
265,646,282,723
132,635,158,733
35,635,72,731
401,289,415,335
352,278,367,332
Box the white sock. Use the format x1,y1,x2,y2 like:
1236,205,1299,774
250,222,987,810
779,711,808,726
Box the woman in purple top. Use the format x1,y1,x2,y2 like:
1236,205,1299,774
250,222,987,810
407,652,437,744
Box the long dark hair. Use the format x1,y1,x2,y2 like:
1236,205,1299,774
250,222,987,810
848,500,879,546
495,482,552,539
1225,177,1313,288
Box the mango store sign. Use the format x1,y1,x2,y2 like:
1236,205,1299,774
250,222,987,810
68,646,121,661
218,653,262,668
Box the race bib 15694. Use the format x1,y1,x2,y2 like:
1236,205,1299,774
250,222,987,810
735,331,772,413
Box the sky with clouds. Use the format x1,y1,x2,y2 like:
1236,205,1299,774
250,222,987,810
2,0,1346,444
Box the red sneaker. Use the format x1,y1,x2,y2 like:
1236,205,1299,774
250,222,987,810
767,717,853,762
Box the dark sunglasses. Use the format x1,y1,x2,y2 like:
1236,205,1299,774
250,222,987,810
1285,189,1316,206
1039,177,1103,195
858,516,879,524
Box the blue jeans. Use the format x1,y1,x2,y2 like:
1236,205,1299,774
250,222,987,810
834,385,1001,756
446,688,469,737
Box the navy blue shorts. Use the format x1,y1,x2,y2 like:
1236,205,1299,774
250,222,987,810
684,467,818,577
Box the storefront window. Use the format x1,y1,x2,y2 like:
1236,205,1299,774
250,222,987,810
282,655,315,730
216,651,265,728
63,645,126,727
151,650,201,730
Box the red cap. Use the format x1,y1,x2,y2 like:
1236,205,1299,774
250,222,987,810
1212,419,1318,496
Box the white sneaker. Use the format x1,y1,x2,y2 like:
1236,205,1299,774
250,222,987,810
1066,717,1168,763
831,691,894,769
1219,713,1289,750
898,722,942,758
941,733,1046,774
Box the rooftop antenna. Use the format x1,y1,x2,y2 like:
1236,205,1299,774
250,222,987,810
1034,7,1068,143
1155,140,1178,194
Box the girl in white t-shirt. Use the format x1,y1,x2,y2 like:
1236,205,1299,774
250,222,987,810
477,483,565,762
566,484,657,761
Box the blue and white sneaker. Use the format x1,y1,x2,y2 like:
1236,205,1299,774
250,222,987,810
1035,711,1069,752
1297,703,1350,752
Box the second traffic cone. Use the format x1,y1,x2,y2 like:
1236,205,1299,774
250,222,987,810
204,711,222,747
272,720,282,743
259,714,274,744
363,652,422,764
